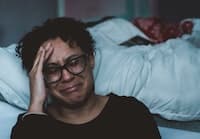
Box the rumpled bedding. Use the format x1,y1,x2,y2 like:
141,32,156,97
0,101,24,139
89,18,200,121
0,17,200,121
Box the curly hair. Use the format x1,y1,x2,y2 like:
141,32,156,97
16,17,95,73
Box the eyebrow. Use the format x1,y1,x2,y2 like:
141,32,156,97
64,54,82,62
46,54,84,66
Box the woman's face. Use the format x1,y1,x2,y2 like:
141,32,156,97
43,37,95,109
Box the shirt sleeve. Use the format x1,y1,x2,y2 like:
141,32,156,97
11,113,50,139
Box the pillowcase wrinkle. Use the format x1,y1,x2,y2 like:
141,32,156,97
0,45,29,110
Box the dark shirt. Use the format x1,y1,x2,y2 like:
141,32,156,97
11,94,161,139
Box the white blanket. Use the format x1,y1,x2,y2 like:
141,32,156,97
0,101,24,139
90,18,200,121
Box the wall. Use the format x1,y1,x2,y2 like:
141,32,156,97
157,0,200,21
1,0,198,46
0,0,58,46
0,0,154,46
63,0,153,21
61,0,200,22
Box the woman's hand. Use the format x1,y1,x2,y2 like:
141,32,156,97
28,42,53,113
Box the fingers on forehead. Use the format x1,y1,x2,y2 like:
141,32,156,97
41,41,52,50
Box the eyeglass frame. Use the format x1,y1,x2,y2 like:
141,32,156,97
43,54,88,84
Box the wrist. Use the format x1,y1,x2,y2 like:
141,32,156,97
22,112,47,120
28,100,45,113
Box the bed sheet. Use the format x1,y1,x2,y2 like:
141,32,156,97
1,101,200,139
0,101,24,139
159,127,200,139
89,18,200,121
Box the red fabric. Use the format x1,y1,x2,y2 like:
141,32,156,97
133,17,193,43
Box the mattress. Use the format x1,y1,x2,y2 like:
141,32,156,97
155,115,200,139
155,115,200,132
159,127,200,139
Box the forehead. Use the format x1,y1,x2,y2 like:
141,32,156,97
45,38,83,63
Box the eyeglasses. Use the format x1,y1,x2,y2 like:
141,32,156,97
43,54,88,84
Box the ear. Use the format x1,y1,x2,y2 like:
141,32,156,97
88,53,95,69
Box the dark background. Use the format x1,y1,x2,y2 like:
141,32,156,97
0,0,57,46
0,0,200,46
157,0,200,21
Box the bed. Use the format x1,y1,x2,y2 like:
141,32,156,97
1,17,200,139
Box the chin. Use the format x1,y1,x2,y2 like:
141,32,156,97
61,97,89,109
53,90,92,109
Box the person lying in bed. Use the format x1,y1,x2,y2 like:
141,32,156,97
11,17,161,139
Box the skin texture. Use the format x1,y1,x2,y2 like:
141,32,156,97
28,37,109,124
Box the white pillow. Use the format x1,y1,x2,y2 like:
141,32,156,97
0,44,30,110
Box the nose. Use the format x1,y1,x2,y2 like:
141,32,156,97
61,68,74,82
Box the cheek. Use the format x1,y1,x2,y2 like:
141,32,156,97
46,84,59,95
83,70,94,90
